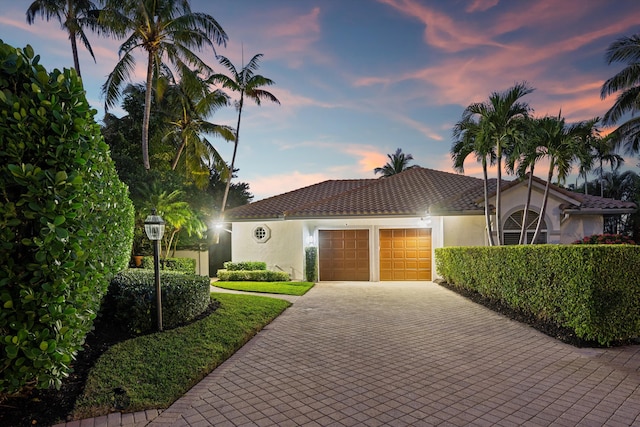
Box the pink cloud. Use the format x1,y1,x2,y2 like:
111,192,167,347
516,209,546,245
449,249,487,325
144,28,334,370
248,171,331,200
377,0,507,52
466,0,500,13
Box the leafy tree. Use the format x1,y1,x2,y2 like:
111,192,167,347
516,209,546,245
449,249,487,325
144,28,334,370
374,148,418,177
601,32,640,155
163,72,234,188
209,53,280,218
101,0,228,170
453,83,534,245
26,0,101,77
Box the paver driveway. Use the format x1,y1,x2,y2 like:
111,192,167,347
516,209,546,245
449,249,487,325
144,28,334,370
73,281,640,426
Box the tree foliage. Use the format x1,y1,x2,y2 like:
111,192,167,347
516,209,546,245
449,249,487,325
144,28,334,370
0,41,134,394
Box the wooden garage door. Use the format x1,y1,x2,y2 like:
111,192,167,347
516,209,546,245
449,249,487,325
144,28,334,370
380,228,431,281
319,230,370,281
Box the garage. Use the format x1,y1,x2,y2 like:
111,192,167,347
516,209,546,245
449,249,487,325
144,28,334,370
319,229,370,281
379,228,431,281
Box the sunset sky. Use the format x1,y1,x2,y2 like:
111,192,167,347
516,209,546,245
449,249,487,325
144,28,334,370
1,0,639,200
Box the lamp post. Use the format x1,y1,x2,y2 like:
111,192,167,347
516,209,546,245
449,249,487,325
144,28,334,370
144,209,165,331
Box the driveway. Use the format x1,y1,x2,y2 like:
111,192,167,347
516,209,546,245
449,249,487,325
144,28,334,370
80,281,640,426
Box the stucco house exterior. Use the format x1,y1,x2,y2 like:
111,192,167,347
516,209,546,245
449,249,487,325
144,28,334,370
224,167,636,281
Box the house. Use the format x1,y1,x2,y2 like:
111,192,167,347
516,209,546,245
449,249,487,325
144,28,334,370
224,167,636,281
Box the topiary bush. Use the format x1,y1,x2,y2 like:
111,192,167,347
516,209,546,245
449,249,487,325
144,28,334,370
216,269,290,282
223,261,267,271
0,41,134,394
305,247,318,282
106,269,211,334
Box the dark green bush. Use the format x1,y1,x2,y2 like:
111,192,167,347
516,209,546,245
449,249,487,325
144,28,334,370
217,269,290,282
107,270,210,334
223,261,267,271
0,41,134,394
305,247,318,282
435,245,640,345
141,256,196,273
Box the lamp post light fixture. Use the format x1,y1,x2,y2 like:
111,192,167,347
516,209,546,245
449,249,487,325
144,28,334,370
144,209,165,331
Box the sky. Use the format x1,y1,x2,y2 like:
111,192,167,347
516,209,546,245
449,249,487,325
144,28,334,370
1,0,640,201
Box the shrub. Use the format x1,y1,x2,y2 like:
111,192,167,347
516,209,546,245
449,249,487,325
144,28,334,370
0,41,134,394
106,270,210,334
223,261,267,271
305,247,318,282
141,256,196,273
573,233,635,245
217,270,290,282
436,245,640,345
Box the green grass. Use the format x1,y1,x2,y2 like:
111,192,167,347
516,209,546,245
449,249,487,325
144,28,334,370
213,281,315,296
72,293,290,419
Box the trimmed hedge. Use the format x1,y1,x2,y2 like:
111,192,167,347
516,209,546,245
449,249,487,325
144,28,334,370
106,270,211,334
217,269,290,282
435,245,640,345
0,41,134,393
223,261,267,271
141,256,196,274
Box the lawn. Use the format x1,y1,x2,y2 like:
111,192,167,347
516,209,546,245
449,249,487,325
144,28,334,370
213,280,315,296
72,293,290,419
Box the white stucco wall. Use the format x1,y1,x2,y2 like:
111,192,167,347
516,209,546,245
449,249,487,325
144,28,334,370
560,215,603,243
172,249,209,276
442,216,487,247
230,221,305,280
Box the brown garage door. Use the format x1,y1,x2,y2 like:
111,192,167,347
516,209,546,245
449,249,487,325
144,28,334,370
379,228,431,281
319,229,369,281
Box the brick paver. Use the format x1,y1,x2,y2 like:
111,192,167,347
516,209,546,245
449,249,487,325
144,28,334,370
60,281,640,426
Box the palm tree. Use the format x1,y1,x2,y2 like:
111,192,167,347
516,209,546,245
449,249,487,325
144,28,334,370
163,72,235,189
455,82,534,245
601,33,640,155
591,134,624,197
26,0,100,77
506,119,543,244
530,115,596,242
101,0,228,170
209,53,280,217
374,148,418,177
452,120,497,246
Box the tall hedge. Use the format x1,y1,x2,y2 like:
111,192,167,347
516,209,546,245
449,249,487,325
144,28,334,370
0,41,134,394
435,245,640,345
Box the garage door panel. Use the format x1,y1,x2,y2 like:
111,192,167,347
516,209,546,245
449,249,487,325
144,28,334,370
319,229,370,281
380,228,431,281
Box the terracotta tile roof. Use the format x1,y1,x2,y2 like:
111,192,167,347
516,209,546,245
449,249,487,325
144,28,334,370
225,179,375,219
225,167,636,220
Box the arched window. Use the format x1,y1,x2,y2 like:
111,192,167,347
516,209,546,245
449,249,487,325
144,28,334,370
503,210,547,245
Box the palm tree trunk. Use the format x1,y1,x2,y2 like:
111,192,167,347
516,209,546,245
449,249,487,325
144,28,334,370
171,135,187,170
495,144,503,245
532,161,554,243
482,157,495,246
70,30,81,78
142,52,154,170
220,93,244,217
519,167,534,244
600,159,604,198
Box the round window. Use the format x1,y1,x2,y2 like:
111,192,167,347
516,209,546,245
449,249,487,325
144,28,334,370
252,225,271,243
